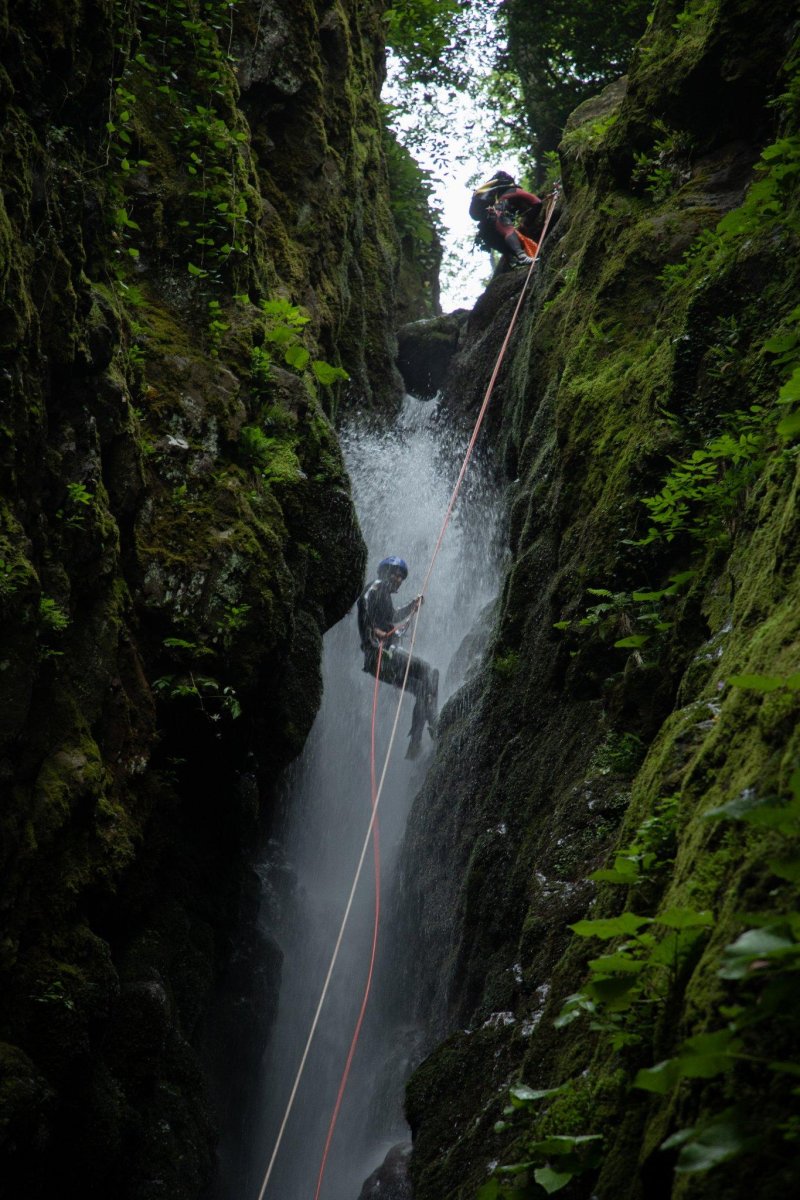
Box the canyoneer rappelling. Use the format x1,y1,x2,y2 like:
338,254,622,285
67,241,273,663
470,168,543,268
357,556,439,760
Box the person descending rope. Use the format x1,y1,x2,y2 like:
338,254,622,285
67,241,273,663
469,169,543,268
357,556,439,760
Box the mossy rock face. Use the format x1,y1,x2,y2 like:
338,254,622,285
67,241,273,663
396,311,470,399
0,0,418,1192
401,2,800,1197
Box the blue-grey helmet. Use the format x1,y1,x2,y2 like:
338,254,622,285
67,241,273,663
377,556,408,581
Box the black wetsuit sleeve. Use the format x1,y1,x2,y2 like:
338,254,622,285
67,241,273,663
363,581,394,637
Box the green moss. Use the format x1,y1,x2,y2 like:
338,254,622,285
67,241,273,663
405,7,800,1200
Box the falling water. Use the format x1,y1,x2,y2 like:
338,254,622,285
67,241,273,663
229,394,502,1200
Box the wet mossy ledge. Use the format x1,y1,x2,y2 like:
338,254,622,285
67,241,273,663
402,2,800,1198
0,1,437,1195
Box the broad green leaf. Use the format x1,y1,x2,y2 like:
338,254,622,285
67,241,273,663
661,1127,696,1151
265,325,295,346
634,1058,681,1094
477,1181,500,1200
570,913,653,939
284,344,310,371
668,570,697,587
529,1135,602,1157
614,634,649,648
705,791,800,834
763,332,799,353
777,409,800,438
312,359,349,385
590,860,641,884
635,1031,740,1093
768,857,800,883
677,1029,741,1076
588,952,646,975
656,907,714,930
187,261,208,277
497,1160,534,1175
768,1060,800,1076
674,1116,747,1173
586,587,613,597
260,298,295,318
554,993,594,1027
534,1166,574,1194
552,620,570,630
778,367,800,403
586,974,639,1008
719,927,799,979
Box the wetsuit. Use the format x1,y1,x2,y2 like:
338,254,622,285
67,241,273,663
357,578,438,754
470,184,542,257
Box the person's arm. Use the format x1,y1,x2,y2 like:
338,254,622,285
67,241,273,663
394,594,423,623
510,187,542,209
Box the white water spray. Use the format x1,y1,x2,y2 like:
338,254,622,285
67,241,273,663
226,395,502,1199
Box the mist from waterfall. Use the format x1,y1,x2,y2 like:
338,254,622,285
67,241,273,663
232,395,502,1200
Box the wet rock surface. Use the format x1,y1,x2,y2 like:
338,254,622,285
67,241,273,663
357,1142,413,1200
400,2,800,1198
0,1,422,1196
396,311,469,399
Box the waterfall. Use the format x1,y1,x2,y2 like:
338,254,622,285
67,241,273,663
224,394,502,1200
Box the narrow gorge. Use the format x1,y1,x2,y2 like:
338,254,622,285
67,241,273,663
1,3,798,1200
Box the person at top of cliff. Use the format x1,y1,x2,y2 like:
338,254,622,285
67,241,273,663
469,169,543,268
357,556,439,760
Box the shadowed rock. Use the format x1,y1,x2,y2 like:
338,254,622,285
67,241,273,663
357,1142,413,1200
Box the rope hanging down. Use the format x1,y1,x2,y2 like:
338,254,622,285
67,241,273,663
256,186,559,1200
312,644,384,1200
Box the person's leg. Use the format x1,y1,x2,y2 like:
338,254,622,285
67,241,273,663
477,219,507,254
494,213,533,266
398,654,439,757
365,647,438,758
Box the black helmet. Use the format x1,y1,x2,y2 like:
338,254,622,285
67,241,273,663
377,556,408,581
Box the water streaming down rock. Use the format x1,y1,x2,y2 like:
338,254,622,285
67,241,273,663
240,395,502,1200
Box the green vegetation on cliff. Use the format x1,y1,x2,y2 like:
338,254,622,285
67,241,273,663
403,2,800,1198
0,0,441,1194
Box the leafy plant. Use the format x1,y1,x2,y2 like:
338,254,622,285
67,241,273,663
0,556,19,597
56,482,95,529
31,979,75,1011
553,573,695,651
39,596,69,632
590,794,679,885
556,907,713,1050
214,602,251,650
560,113,618,166
480,1079,602,1196
631,121,694,203
630,410,768,546
251,298,349,393
152,672,241,720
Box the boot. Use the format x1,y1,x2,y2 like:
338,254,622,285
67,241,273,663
505,229,534,268
405,733,422,760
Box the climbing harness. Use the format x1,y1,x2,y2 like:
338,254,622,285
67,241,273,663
256,184,560,1200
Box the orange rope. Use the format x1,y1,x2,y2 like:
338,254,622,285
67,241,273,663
255,186,559,1200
